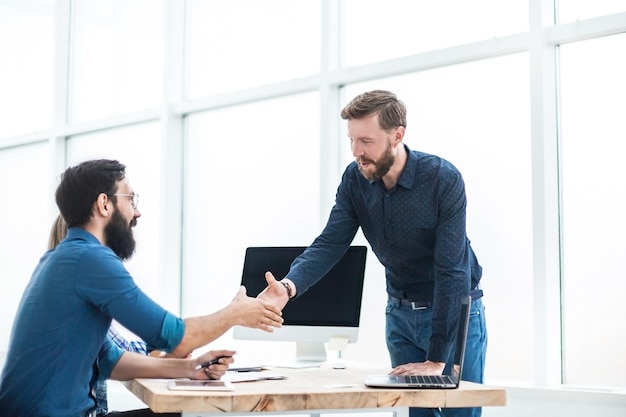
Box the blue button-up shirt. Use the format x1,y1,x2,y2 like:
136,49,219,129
0,228,184,417
287,145,481,362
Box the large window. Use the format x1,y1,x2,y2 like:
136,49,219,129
182,93,321,324
559,33,626,388
343,0,527,67
558,0,626,23
70,0,164,123
0,142,51,349
0,1,54,137
187,0,320,98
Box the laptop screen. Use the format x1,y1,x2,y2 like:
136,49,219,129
451,294,471,378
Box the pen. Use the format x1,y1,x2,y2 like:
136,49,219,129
194,355,232,371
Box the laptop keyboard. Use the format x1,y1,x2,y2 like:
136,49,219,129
404,375,447,384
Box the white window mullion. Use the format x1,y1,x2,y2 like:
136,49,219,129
158,0,186,315
528,0,562,387
319,0,343,219
48,0,72,217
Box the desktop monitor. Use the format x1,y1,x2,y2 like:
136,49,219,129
233,246,367,365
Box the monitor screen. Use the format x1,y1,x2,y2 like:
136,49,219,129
233,246,367,365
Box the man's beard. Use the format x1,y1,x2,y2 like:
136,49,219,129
105,209,137,260
357,141,395,181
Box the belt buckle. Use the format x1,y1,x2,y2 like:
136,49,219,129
410,301,428,310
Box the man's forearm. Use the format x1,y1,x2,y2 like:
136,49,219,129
110,351,194,380
168,287,283,357
171,309,235,357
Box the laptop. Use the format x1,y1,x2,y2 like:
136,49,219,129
364,294,471,389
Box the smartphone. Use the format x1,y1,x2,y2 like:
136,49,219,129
167,379,234,391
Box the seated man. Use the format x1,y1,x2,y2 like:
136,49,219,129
0,159,284,417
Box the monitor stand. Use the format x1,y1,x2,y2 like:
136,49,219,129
273,342,327,369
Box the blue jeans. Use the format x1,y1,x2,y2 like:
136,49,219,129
385,297,487,417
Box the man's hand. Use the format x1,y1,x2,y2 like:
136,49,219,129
389,360,446,376
228,286,283,332
191,349,236,380
256,271,291,310
172,287,284,357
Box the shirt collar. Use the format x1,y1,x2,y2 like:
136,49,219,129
369,143,417,190
66,227,101,244
396,144,417,190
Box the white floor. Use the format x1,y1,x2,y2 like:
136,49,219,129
108,380,150,412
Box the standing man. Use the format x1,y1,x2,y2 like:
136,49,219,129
259,91,487,417
0,159,283,417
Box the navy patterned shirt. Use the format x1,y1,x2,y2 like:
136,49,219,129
287,145,482,362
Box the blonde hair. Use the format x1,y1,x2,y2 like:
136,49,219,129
48,214,68,250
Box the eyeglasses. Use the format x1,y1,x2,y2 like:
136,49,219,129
107,193,139,210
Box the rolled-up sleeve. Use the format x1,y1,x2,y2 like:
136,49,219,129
97,336,125,379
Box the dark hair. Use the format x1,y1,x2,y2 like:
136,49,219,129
55,159,126,227
340,90,407,131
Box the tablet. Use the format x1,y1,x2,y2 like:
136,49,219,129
224,371,287,383
228,365,265,372
167,379,234,391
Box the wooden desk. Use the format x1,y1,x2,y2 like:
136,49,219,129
124,365,506,415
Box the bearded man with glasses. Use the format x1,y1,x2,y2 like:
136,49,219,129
0,159,284,417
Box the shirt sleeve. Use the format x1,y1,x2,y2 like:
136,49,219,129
428,162,472,363
74,245,185,353
287,166,361,294
97,335,125,380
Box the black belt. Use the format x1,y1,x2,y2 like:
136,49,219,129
390,289,483,311
470,288,483,300
389,296,432,310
